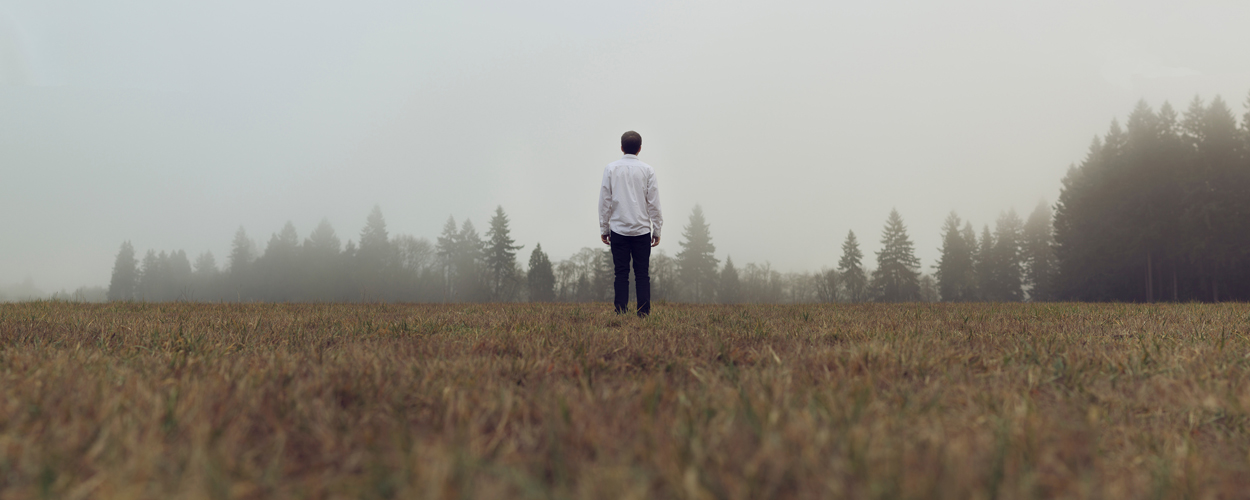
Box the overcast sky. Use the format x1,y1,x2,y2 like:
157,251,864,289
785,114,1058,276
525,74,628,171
3,0,1250,292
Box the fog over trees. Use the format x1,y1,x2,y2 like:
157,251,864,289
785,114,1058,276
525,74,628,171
93,93,1250,305
101,204,952,304
1054,96,1250,302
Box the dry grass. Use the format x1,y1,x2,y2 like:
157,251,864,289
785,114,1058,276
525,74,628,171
2,302,1250,499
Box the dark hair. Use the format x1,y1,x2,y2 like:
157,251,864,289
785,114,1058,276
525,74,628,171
621,131,642,155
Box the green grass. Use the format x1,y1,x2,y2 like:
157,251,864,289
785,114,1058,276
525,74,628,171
1,301,1249,499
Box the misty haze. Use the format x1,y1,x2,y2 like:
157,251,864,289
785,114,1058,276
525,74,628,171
4,2,1250,303
5,2,1250,497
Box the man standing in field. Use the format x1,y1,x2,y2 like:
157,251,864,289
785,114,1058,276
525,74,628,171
599,130,663,317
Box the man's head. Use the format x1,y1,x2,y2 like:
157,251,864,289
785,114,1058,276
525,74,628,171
621,131,642,155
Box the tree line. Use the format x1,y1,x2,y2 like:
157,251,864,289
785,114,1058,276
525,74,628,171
1053,95,1250,302
104,202,965,304
105,93,1250,304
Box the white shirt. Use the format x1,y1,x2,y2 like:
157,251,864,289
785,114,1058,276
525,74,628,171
598,154,663,238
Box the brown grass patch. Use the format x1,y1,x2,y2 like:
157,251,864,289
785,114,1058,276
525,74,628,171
1,302,1249,498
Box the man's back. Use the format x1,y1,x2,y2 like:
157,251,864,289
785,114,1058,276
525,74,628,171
599,154,663,238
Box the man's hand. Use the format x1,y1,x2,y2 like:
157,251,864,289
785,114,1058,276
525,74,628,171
601,234,610,246
651,236,660,247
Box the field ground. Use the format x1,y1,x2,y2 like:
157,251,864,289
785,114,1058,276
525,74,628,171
2,302,1250,499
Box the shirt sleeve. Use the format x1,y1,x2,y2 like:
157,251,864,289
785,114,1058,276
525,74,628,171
598,166,612,236
646,167,663,238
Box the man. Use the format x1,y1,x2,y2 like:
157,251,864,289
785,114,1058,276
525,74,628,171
598,130,663,317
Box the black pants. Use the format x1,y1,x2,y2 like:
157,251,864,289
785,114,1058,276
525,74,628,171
609,231,651,316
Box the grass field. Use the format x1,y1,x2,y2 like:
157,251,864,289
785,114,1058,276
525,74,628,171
2,302,1250,499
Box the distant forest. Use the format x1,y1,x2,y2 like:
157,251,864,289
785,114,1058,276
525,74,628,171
105,93,1250,304
1054,96,1250,302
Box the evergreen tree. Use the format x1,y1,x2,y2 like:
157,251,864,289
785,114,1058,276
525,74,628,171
1184,96,1243,301
675,205,719,302
259,221,301,301
272,222,301,254
435,216,459,301
960,221,980,299
871,209,921,302
526,243,556,302
167,250,193,300
356,206,396,300
934,211,976,302
192,251,220,300
138,250,161,301
837,230,869,302
303,219,343,302
193,252,218,275
1053,96,1250,302
975,225,995,299
484,206,524,301
107,241,139,301
228,227,255,276
306,219,342,256
983,210,1024,302
1022,201,1058,301
359,206,390,256
719,256,741,304
455,219,487,301
227,227,255,300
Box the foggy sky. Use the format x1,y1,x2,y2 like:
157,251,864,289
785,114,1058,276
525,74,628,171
3,0,1250,293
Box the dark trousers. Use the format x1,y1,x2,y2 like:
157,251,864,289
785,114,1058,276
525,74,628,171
609,231,651,316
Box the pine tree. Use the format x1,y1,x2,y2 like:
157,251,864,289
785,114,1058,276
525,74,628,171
1050,96,1250,301
837,230,869,302
138,250,161,301
719,256,741,304
1186,96,1243,301
1022,201,1058,302
359,206,390,256
485,206,524,301
675,205,719,303
192,251,220,300
227,227,255,301
193,252,218,276
167,250,193,300
526,243,555,302
985,209,1024,302
871,209,921,302
306,219,342,256
960,221,980,300
259,221,301,301
303,219,342,302
272,222,300,255
455,219,487,302
934,211,976,302
435,216,459,301
975,225,995,299
228,227,255,276
357,206,395,300
107,241,139,301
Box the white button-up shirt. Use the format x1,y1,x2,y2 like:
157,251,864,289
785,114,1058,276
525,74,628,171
598,154,663,238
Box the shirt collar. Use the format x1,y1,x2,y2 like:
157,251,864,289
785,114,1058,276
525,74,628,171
622,154,638,159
